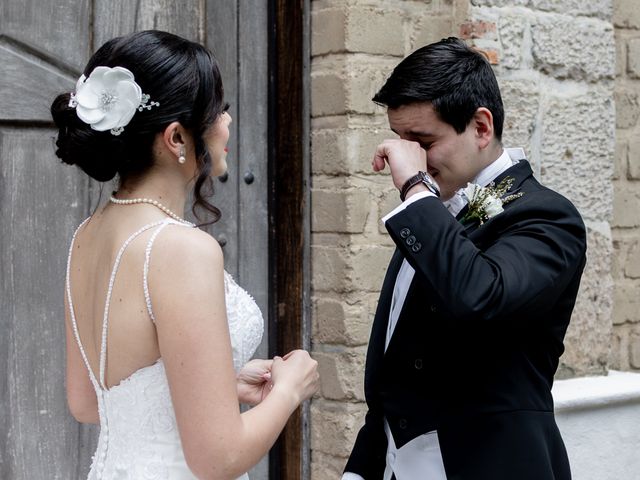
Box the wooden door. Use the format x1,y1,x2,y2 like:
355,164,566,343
0,1,269,478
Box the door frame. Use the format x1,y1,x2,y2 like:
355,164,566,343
268,0,311,478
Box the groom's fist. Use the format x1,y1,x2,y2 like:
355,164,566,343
372,139,428,190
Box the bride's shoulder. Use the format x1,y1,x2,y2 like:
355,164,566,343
152,224,224,273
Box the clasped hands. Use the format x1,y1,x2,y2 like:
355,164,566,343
237,350,314,406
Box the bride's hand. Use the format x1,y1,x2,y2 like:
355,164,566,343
270,350,319,405
237,358,273,406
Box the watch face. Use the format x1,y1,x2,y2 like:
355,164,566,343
420,171,440,196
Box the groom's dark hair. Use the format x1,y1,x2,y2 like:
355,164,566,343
373,37,504,141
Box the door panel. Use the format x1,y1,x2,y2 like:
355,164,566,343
0,2,270,478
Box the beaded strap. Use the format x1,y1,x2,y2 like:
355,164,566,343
98,220,167,389
143,219,195,324
66,217,99,390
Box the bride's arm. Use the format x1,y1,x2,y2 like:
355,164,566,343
152,227,317,480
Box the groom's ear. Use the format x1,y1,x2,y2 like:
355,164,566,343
472,107,494,149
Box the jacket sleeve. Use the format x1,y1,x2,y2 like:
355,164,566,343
384,194,586,324
344,407,387,479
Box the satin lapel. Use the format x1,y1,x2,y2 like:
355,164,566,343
366,249,404,370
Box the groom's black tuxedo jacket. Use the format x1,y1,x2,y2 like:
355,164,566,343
345,161,586,480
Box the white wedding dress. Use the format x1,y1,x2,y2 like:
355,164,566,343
66,218,264,479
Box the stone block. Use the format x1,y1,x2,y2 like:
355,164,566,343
628,38,640,78
344,7,405,56
311,6,405,57
311,9,346,56
531,16,614,82
310,399,367,457
613,187,640,227
498,16,527,70
628,132,640,179
630,333,640,369
314,347,366,400
615,87,640,129
411,15,454,50
311,56,397,116
530,0,612,19
378,188,402,233
626,240,640,278
312,296,373,346
560,222,613,377
614,136,628,180
616,31,626,77
608,325,629,370
311,245,393,292
540,88,614,222
312,71,348,117
350,245,394,291
312,188,370,233
500,78,540,153
312,127,393,176
614,0,640,29
613,279,640,325
611,233,636,280
310,451,348,480
312,246,349,292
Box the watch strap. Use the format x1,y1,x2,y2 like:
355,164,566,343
400,171,440,201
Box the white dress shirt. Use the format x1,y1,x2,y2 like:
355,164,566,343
343,148,526,480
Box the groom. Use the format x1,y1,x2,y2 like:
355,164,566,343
342,38,586,480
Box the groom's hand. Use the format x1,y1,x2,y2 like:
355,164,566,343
372,139,427,190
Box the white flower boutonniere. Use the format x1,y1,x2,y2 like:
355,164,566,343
69,66,159,136
460,176,524,225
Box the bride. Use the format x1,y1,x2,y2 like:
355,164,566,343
51,30,319,479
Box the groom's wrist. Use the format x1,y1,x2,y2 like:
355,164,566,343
403,182,429,200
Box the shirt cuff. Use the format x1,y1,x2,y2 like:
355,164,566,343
342,473,366,480
382,190,436,224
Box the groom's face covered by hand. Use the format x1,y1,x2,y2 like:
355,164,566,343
388,102,494,201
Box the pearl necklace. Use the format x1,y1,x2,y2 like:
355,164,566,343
109,194,195,226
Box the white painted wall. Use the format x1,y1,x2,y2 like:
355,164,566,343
553,371,640,480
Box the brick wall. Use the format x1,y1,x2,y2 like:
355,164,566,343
612,0,640,370
309,0,617,476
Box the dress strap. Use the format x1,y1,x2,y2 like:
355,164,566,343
98,219,170,390
66,217,99,390
143,219,195,324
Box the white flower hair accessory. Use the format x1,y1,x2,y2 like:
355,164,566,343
68,66,160,136
460,177,524,226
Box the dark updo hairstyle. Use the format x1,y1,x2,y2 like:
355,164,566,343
51,30,225,223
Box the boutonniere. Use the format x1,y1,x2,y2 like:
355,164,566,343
460,177,524,225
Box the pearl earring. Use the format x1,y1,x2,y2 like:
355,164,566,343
178,146,186,164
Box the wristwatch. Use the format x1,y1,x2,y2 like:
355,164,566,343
400,171,440,201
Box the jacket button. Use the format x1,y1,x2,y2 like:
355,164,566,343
400,228,410,239
399,418,408,429
414,358,423,370
406,235,416,246
411,242,422,253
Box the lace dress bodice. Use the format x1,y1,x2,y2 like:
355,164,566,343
66,218,264,479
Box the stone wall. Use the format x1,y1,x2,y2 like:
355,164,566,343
464,1,616,376
612,0,640,371
309,0,617,477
